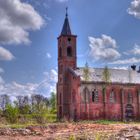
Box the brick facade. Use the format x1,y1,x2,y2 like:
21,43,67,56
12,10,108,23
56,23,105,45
57,12,140,121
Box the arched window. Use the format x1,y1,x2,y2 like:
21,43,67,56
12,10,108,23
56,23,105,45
128,92,133,104
67,46,72,57
110,89,116,103
92,89,99,102
68,38,71,42
59,47,62,57
81,87,90,103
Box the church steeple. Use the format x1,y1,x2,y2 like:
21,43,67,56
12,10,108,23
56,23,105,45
57,8,77,120
61,7,71,35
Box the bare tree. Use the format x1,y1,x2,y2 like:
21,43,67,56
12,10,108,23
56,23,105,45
0,94,10,111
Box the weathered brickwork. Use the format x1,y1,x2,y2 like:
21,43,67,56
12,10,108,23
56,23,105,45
57,11,140,121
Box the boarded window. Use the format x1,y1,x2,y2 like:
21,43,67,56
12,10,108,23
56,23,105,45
110,90,116,103
128,92,133,104
81,87,90,103
92,89,99,102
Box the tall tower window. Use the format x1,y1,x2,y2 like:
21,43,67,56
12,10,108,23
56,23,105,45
68,38,71,45
59,47,62,57
68,38,71,42
67,46,72,57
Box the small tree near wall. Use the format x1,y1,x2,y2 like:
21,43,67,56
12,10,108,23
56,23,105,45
83,62,90,81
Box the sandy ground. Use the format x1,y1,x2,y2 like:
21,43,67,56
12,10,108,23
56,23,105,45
0,123,140,140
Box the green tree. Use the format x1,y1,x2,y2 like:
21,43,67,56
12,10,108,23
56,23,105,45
83,62,90,81
5,104,19,123
49,92,56,113
102,66,111,119
102,66,111,83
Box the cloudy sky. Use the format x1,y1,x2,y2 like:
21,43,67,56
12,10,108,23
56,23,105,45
0,0,140,97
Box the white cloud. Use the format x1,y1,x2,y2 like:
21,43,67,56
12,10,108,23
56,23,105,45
132,44,140,54
110,57,140,65
0,69,58,98
0,47,15,61
113,66,129,70
128,0,140,19
124,44,140,55
0,0,44,45
89,35,121,61
128,44,140,55
46,53,52,58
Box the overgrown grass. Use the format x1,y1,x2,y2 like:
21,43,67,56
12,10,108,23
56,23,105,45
0,113,57,128
93,120,123,125
71,120,137,125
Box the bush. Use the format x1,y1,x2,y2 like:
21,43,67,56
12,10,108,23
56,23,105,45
5,104,19,123
32,113,47,124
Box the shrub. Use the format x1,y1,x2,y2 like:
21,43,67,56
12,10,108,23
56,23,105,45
5,104,19,123
32,113,46,124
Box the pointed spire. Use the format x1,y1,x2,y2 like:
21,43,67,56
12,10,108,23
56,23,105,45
66,7,68,17
61,7,71,35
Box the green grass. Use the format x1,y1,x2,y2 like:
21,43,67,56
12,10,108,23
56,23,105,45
0,118,140,129
93,120,123,125
71,119,140,125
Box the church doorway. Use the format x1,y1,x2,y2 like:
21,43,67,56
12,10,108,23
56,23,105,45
125,104,134,121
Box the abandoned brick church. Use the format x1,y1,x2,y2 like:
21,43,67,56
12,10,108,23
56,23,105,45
57,10,140,121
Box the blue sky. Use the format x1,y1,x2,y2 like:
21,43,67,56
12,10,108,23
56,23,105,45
0,0,140,97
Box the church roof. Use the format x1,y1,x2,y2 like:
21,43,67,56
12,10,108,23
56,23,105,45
74,68,140,84
61,9,71,35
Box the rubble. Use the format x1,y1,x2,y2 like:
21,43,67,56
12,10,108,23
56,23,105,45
115,127,140,140
0,127,42,136
0,123,140,139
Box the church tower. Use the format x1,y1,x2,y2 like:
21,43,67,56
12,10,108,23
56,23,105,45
57,8,77,119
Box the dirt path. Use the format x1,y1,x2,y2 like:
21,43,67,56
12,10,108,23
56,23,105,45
0,123,140,140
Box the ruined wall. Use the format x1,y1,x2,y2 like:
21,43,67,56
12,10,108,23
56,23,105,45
78,82,140,121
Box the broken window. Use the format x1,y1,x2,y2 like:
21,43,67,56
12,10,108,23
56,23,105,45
92,89,99,102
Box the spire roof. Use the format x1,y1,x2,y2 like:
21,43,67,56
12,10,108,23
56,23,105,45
61,8,71,35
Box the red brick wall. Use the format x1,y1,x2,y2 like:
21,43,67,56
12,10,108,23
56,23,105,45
70,82,140,121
